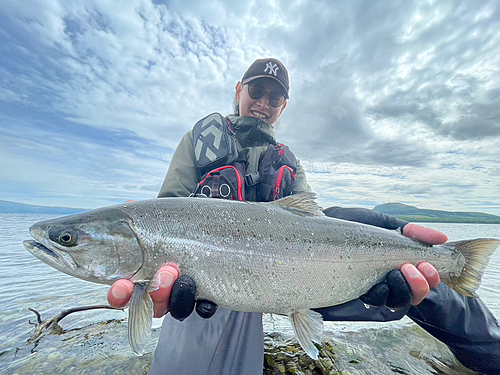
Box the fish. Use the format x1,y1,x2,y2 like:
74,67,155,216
23,193,500,359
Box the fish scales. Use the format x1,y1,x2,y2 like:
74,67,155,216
120,197,461,314
24,193,499,358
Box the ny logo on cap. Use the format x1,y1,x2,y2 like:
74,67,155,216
264,62,279,76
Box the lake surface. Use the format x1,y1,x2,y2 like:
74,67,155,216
0,214,499,374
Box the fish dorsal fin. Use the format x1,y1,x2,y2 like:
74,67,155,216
289,309,324,359
271,192,324,217
128,281,153,355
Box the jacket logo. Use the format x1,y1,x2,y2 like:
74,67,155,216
194,115,224,163
264,62,279,76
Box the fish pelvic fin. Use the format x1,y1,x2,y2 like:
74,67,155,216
443,238,500,297
289,309,324,360
272,192,324,217
128,281,153,355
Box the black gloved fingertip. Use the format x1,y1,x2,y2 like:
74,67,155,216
196,300,218,319
386,269,412,309
360,282,390,307
169,275,197,321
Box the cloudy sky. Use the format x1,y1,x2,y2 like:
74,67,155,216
1,0,499,216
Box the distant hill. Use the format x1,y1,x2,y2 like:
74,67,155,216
3,199,499,223
374,203,500,223
0,200,87,215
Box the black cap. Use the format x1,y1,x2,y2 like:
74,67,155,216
241,58,290,98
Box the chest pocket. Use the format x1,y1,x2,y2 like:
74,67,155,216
195,164,245,201
256,143,297,201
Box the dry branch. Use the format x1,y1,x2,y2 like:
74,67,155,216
27,305,123,345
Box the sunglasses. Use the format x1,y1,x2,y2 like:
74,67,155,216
247,82,286,108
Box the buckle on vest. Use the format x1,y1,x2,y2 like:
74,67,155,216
245,173,260,186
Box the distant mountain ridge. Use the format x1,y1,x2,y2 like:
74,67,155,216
0,200,86,215
1,199,499,223
374,202,500,223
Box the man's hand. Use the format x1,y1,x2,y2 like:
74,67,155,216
402,222,448,246
399,261,441,305
399,223,446,305
108,264,179,318
107,264,218,320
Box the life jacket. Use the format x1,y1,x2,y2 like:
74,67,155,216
191,113,297,202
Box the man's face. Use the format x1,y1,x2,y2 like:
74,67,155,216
235,78,287,126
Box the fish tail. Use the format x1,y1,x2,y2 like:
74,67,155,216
442,238,500,297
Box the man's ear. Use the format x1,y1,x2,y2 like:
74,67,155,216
235,82,242,103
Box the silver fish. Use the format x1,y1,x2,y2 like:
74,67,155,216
23,193,499,359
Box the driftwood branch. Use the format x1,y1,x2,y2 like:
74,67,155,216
28,308,42,324
27,305,123,345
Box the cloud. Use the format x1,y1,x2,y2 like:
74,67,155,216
0,0,499,215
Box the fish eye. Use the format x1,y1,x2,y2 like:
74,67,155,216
58,230,78,247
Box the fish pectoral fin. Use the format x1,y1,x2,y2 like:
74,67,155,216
289,309,324,360
272,192,324,217
128,281,153,356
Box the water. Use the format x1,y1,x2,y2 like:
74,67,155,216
0,215,499,374
0,214,157,375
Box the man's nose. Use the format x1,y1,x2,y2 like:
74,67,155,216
255,91,271,108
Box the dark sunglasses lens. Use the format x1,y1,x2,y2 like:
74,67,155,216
248,83,285,107
248,83,265,100
269,92,285,107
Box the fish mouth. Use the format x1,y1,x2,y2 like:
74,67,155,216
23,240,78,270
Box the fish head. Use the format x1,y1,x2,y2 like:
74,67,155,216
23,207,143,284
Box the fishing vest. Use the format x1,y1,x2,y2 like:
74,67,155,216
191,113,297,202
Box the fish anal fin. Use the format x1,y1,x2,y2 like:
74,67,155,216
288,309,324,360
128,281,153,355
272,192,324,217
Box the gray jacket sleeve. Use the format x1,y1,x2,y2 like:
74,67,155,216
314,300,408,321
158,130,201,198
292,159,311,194
322,207,408,230
408,284,500,374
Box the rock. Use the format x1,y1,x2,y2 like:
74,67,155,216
263,335,351,375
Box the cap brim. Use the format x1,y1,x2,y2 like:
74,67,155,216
241,75,289,99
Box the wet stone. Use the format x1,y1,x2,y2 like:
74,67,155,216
263,336,348,375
